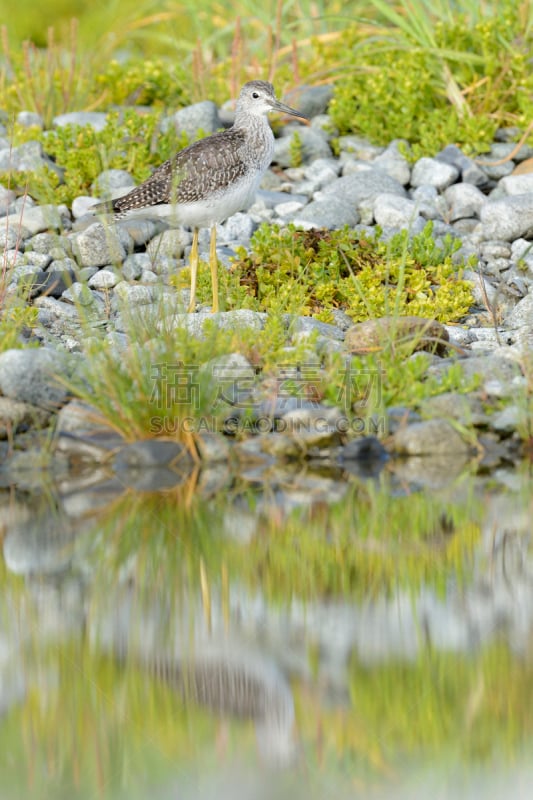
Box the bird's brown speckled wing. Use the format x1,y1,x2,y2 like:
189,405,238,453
111,129,250,215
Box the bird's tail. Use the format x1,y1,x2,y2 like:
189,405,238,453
90,198,129,220
91,199,114,214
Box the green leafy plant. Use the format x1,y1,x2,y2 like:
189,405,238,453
288,129,304,167
64,284,328,447
1,111,187,205
0,204,39,350
330,7,533,156
0,298,39,352
192,222,473,324
92,58,190,108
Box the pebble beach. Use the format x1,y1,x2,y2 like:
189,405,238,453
1,83,533,480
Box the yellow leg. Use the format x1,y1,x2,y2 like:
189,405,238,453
209,224,219,313
187,228,199,313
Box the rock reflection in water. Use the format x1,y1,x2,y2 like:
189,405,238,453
2,493,86,576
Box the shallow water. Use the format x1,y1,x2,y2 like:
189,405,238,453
0,455,532,799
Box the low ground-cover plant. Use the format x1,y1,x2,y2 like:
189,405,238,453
330,7,533,157
0,212,39,350
1,111,187,205
177,222,473,324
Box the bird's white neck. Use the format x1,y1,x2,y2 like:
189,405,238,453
233,109,272,133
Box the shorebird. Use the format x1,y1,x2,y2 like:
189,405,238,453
95,81,307,312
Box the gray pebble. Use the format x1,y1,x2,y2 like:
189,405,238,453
3,250,26,268
444,183,487,221
0,227,24,250
273,126,332,167
92,169,136,198
53,111,108,131
72,221,127,268
435,145,489,187
3,205,64,235
393,419,470,455
292,197,360,229
71,196,100,219
499,173,533,196
0,184,16,213
16,111,44,129
62,282,99,306
505,291,533,329
218,211,255,244
288,316,345,341
490,404,523,434
114,282,158,305
480,195,533,241
140,269,159,283
121,253,150,280
146,228,189,259
287,84,334,118
320,170,407,209
373,193,424,230
303,157,340,186
411,185,445,220
411,157,459,190
0,141,52,172
88,268,122,290
162,309,266,335
336,135,384,160
0,396,51,438
25,252,52,269
113,439,188,470
373,141,411,185
166,100,221,140
0,348,71,409
480,241,512,259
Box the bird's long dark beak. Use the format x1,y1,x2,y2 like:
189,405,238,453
269,98,308,121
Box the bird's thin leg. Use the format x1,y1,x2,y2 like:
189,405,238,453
187,228,199,313
209,223,219,313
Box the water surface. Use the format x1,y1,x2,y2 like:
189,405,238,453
0,455,532,799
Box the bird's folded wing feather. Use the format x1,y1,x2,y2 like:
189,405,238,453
95,129,251,216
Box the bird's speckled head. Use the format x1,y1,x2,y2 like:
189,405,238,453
236,80,307,120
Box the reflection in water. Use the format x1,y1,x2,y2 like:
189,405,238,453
0,460,532,797
89,578,296,766
153,648,296,765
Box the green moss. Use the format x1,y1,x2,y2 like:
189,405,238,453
182,222,473,325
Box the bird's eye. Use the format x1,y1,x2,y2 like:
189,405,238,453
252,92,259,99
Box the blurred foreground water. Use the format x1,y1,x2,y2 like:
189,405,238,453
0,454,532,799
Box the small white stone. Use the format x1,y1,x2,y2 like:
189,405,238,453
274,200,305,217
88,269,121,290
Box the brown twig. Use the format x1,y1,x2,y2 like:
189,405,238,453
475,119,533,166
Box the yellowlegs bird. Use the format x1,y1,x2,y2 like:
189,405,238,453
96,81,307,312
